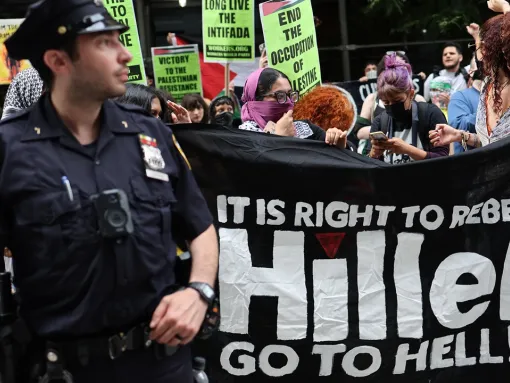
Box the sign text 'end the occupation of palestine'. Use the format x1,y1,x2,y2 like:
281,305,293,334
216,195,510,378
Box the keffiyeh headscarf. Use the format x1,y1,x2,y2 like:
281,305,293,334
2,67,44,120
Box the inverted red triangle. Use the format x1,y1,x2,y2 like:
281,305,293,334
315,233,346,259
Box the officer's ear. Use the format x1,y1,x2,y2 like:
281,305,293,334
43,49,73,78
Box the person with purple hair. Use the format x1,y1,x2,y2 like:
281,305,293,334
369,54,449,164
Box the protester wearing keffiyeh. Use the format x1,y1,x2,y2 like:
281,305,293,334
2,67,44,120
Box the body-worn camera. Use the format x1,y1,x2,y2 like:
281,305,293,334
90,189,133,238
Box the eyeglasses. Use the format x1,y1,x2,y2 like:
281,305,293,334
386,51,406,56
263,90,299,104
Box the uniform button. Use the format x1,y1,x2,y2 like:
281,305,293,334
116,239,123,244
95,160,100,165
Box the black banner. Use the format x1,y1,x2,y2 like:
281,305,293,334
175,125,510,382
336,76,425,114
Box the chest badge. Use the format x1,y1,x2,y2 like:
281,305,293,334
139,135,169,182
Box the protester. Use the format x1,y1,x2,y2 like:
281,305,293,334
116,83,166,119
181,93,209,123
448,54,482,153
369,54,449,163
430,13,510,148
354,52,426,152
209,95,235,128
293,84,357,132
424,42,468,102
1,67,44,120
359,61,378,82
239,68,347,148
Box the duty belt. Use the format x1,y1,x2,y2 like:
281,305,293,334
48,323,178,364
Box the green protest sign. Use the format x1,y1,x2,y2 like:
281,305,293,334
152,45,203,103
260,0,321,95
104,0,146,84
202,0,255,62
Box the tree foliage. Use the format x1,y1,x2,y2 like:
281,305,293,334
364,0,487,35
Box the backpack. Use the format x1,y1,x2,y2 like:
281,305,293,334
432,65,470,86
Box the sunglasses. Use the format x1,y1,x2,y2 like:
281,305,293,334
386,51,406,56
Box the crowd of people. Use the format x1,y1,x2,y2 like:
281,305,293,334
0,0,509,381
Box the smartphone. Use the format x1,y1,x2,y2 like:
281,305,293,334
259,43,266,55
369,131,388,141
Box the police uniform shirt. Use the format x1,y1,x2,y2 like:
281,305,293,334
0,94,213,337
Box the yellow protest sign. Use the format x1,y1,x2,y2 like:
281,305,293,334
0,19,31,85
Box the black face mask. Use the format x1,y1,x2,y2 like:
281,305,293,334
385,101,411,122
213,112,234,128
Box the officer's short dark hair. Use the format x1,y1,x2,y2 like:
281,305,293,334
31,36,80,89
443,42,462,55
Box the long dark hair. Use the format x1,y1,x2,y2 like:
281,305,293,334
255,68,291,101
181,94,209,123
115,83,170,122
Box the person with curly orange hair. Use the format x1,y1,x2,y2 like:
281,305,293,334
293,85,357,133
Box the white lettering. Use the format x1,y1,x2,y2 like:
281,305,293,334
294,202,314,227
312,344,346,376
466,202,483,224
348,205,373,227
430,335,454,369
450,205,470,229
228,196,250,224
402,206,420,228
375,205,396,226
220,342,256,376
430,252,495,329
342,346,382,378
313,259,348,342
479,328,503,364
218,229,307,340
393,341,429,374
325,202,349,228
217,195,228,223
455,332,476,366
267,200,286,225
394,233,424,338
419,205,444,230
357,230,387,339
481,198,500,224
259,345,299,377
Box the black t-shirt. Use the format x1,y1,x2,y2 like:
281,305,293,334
370,102,447,164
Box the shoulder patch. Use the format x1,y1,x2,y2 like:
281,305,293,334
0,107,31,125
172,134,191,169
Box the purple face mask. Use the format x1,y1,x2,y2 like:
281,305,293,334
241,100,294,130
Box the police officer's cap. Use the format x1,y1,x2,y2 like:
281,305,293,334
5,0,129,61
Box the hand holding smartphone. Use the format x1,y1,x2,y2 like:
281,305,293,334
369,131,389,141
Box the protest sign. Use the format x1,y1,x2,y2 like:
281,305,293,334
152,45,202,102
175,123,510,382
337,75,425,114
104,0,146,84
260,0,321,95
0,19,31,85
203,0,255,62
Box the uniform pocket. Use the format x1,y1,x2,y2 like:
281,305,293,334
13,189,85,264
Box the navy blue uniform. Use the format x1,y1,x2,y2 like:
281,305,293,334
0,95,213,380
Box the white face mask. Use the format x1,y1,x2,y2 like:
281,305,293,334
367,70,378,80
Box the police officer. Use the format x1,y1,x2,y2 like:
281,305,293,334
1,0,218,381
